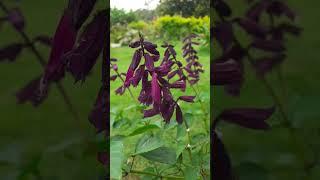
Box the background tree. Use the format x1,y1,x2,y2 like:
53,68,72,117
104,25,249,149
156,0,209,17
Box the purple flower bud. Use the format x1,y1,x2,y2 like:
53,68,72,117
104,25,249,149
68,0,97,30
129,40,141,48
42,11,77,84
115,86,125,95
0,43,24,62
162,87,173,102
89,87,108,133
7,8,25,31
167,70,178,79
179,96,195,103
110,75,117,81
130,49,142,70
16,76,48,107
151,73,161,105
65,10,107,82
175,104,183,124
170,80,186,91
143,107,159,118
217,107,275,130
110,58,117,62
144,41,159,55
112,64,118,71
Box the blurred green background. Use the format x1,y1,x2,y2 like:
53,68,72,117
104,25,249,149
213,0,320,180
0,0,106,179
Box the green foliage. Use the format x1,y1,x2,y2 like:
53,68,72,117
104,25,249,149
156,0,209,17
154,15,210,40
111,8,137,26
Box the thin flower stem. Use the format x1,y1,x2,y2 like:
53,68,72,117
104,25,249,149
113,69,136,101
129,170,184,179
0,2,81,125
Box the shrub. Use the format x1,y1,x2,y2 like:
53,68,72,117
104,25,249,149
154,15,209,40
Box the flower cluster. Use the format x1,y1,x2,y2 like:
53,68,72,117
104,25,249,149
212,0,301,179
120,34,195,123
182,34,204,85
110,58,128,95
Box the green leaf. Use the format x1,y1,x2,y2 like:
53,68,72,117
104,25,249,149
183,165,200,180
128,124,160,136
140,147,176,164
110,140,124,180
235,162,269,180
176,140,186,159
134,134,163,155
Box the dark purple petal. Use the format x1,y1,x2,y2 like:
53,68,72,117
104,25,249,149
151,73,161,105
175,104,183,124
160,100,175,123
68,0,97,30
124,68,134,87
211,59,243,85
236,18,267,38
251,39,285,52
112,64,118,71
170,80,186,91
42,11,77,84
254,54,286,75
0,43,24,62
89,87,108,133
130,49,142,70
266,1,295,20
213,22,234,51
144,41,159,55
144,53,154,71
65,10,107,82
7,8,25,31
246,0,270,22
143,107,159,118
212,131,232,180
167,70,178,79
217,107,275,130
131,65,145,87
16,76,48,107
162,87,173,102
179,96,195,103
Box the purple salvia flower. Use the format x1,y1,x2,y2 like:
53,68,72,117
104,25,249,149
151,72,161,105
129,40,141,48
68,0,97,30
65,10,107,82
144,53,154,71
42,10,78,84
131,65,145,87
143,107,159,118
